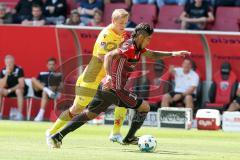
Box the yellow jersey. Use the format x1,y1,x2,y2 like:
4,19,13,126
74,25,125,106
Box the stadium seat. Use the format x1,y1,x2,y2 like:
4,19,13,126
155,5,183,29
131,4,157,27
203,62,238,112
66,0,79,15
24,78,58,121
103,3,129,25
212,7,240,31
0,0,18,10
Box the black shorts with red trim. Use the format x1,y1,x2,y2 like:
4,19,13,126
87,86,143,114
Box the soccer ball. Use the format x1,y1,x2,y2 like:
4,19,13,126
138,135,157,152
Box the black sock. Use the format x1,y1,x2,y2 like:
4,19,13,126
52,112,91,141
124,110,148,140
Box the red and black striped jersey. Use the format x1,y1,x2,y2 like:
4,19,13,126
110,39,147,90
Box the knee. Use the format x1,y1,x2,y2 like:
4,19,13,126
86,111,98,120
162,94,170,101
42,91,48,98
0,88,4,95
31,77,36,82
184,95,193,102
15,88,24,96
139,100,150,112
69,104,83,115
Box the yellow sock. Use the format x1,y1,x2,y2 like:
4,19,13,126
48,110,73,135
112,107,127,135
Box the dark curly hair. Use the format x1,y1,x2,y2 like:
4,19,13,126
131,23,154,39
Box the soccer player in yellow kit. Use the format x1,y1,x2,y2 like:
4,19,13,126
46,9,129,146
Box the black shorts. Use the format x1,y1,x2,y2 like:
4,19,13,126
88,86,143,114
234,96,240,105
33,89,58,99
34,90,43,98
7,85,28,97
169,91,195,99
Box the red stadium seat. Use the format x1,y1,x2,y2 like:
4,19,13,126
131,4,157,27
203,62,238,112
66,0,79,14
103,3,129,25
155,5,183,29
212,7,240,31
0,0,18,10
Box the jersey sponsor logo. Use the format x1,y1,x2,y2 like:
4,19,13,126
100,42,106,49
104,42,118,51
220,81,229,90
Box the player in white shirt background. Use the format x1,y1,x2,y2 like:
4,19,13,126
161,58,199,109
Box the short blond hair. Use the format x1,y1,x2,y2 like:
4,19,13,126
112,9,129,20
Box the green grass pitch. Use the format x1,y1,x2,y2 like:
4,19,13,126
0,120,240,160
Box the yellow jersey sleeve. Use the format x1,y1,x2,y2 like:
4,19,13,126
93,27,121,57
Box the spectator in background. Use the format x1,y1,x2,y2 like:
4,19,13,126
126,12,136,28
33,58,62,121
156,0,187,8
132,0,155,6
14,0,43,23
180,0,214,30
66,9,84,25
0,55,28,120
22,4,45,26
227,89,240,112
215,0,237,6
161,58,199,109
104,0,131,8
44,0,67,25
0,3,13,24
77,0,103,25
87,9,104,26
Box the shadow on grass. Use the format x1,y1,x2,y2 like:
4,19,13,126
122,148,195,156
64,145,195,156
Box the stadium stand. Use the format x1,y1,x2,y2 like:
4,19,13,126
155,5,183,29
103,3,128,25
212,7,240,31
66,0,78,14
0,0,18,9
131,4,157,27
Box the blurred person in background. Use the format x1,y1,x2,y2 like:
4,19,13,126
227,89,240,112
0,3,13,24
180,0,214,30
0,55,28,120
66,9,84,25
104,0,131,8
156,0,187,8
87,9,104,26
14,0,43,23
161,58,199,109
126,12,136,28
21,4,45,26
32,58,63,122
44,0,67,25
132,0,155,6
77,0,103,25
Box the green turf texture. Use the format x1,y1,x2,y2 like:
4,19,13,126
0,120,240,160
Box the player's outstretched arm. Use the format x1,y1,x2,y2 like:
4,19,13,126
143,49,191,59
104,49,120,76
103,49,120,90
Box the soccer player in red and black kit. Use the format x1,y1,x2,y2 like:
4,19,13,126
49,23,190,148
